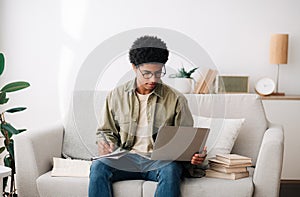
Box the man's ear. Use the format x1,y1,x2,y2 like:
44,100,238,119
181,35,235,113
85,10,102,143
132,64,137,71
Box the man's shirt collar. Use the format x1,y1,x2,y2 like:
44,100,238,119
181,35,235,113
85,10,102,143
125,78,163,98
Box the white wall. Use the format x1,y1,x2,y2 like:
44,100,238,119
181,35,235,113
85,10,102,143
1,0,300,130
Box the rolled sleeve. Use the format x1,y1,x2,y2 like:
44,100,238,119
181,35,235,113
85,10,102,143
96,91,120,145
174,96,194,127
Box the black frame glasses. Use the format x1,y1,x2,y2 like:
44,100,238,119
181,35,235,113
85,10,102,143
137,65,166,79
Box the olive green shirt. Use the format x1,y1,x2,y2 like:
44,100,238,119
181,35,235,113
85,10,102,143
96,78,194,149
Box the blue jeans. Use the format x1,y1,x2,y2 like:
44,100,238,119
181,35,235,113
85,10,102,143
89,153,183,197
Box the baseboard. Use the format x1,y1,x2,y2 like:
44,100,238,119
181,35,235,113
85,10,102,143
281,180,300,184
280,179,300,197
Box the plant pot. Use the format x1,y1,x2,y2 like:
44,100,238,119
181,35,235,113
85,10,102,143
172,78,194,94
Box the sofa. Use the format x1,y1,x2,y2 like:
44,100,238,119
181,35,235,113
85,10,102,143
14,93,284,197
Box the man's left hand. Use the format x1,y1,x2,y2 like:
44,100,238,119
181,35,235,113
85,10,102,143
191,146,207,165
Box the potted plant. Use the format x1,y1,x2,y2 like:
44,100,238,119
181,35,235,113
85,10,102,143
169,66,198,93
0,52,30,196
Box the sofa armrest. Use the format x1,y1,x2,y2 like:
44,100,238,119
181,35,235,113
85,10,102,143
253,122,284,197
14,123,64,197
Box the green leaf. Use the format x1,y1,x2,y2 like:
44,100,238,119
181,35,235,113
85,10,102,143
4,154,12,168
6,140,14,160
18,129,27,133
0,53,4,76
1,123,19,135
0,124,13,138
0,91,9,104
1,81,30,93
6,107,27,113
0,146,5,154
8,131,12,138
187,67,198,75
0,91,6,100
0,97,9,105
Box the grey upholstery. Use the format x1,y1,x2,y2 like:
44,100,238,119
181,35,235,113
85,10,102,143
185,94,268,165
14,94,284,197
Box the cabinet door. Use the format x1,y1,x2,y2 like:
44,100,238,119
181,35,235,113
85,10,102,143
263,100,300,180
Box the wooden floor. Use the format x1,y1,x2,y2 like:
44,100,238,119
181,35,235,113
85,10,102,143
280,180,300,197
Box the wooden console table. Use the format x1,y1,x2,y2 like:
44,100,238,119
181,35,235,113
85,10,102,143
260,95,300,100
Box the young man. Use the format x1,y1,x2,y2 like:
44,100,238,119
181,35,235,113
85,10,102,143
89,36,206,197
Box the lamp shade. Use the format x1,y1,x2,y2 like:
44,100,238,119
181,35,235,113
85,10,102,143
270,34,289,64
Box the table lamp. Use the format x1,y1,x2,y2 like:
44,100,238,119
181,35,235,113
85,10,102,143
269,33,289,96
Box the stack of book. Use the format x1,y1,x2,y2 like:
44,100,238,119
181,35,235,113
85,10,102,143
206,154,252,180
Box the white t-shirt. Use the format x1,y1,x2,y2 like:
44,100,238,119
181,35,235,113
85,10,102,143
130,92,154,155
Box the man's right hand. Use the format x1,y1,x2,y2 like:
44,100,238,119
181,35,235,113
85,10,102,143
98,141,115,156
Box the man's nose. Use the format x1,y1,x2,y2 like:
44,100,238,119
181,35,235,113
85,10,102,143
149,75,159,82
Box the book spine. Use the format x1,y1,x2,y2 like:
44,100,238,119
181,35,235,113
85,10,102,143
194,69,208,94
210,166,247,173
199,69,213,94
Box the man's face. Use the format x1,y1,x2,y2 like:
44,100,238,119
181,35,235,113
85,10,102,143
133,63,165,94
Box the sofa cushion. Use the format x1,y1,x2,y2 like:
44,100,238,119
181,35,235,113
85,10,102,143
63,93,267,165
62,91,108,160
192,115,245,163
37,172,89,197
37,171,144,197
143,168,254,197
38,168,254,197
185,94,267,165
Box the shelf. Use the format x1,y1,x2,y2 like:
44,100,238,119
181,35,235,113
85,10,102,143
260,95,300,100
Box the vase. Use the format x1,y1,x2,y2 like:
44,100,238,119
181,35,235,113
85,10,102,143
173,78,194,94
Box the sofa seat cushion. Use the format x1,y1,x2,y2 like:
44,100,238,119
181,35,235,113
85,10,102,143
37,172,88,197
38,168,254,197
143,177,253,197
143,168,254,197
36,171,144,197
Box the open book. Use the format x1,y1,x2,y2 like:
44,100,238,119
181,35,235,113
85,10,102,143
51,157,91,177
91,148,128,160
91,148,152,160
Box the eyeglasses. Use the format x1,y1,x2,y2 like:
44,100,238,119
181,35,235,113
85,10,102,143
137,65,166,79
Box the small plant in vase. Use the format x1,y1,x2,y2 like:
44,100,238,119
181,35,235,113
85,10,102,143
169,66,198,93
169,67,198,79
0,52,30,196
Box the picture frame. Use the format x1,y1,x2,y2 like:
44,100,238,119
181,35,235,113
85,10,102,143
217,75,249,93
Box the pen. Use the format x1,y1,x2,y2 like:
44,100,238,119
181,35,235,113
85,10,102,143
199,148,207,157
99,131,110,147
92,131,112,161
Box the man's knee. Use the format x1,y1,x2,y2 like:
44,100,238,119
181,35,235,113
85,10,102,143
90,160,112,179
159,162,182,178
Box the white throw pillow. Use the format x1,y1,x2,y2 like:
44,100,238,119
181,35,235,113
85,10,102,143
51,157,92,177
192,115,245,164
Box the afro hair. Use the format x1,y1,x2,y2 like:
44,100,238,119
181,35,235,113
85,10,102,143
129,35,169,66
